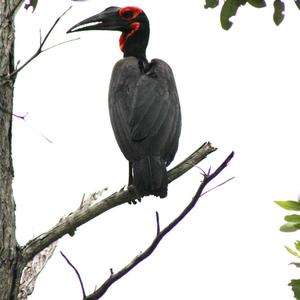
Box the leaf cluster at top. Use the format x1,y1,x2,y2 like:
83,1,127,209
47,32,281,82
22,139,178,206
204,0,299,29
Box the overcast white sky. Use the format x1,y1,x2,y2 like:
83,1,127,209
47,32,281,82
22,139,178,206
12,0,300,299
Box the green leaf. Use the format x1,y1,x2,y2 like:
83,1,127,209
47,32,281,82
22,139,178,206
295,241,300,251
285,246,300,258
247,0,266,8
275,200,300,211
220,0,247,30
280,223,299,232
289,279,300,300
290,262,300,268
273,0,285,25
24,0,38,12
205,0,219,9
285,215,300,222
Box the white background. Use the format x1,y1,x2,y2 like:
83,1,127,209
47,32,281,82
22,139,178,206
12,0,300,299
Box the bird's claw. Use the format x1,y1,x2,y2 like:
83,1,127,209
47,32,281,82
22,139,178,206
127,185,142,204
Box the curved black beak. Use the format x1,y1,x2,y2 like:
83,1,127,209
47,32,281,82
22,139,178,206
67,6,129,33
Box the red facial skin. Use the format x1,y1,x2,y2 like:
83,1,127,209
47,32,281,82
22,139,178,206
119,6,142,20
118,7,143,52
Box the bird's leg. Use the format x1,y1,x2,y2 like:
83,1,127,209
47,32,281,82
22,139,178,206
127,161,141,204
128,161,133,186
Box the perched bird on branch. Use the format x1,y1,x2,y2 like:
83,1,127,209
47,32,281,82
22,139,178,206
68,6,181,199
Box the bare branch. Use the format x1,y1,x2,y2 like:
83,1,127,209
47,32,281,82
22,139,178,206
42,37,80,52
60,251,86,299
201,176,235,197
84,151,234,300
167,142,217,182
0,104,28,120
8,6,74,78
21,142,217,264
0,103,53,142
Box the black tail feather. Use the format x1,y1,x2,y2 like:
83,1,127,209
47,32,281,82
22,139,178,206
132,156,167,198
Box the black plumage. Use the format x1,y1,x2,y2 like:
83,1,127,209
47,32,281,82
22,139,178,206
68,6,181,198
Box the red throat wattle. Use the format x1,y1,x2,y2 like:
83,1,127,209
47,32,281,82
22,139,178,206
119,22,141,52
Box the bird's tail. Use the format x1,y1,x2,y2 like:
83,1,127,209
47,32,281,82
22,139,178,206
132,156,168,198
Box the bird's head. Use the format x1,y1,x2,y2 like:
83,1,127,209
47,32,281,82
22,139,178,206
67,6,150,59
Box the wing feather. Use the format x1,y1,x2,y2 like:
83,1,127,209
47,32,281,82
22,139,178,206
129,62,173,141
108,57,181,164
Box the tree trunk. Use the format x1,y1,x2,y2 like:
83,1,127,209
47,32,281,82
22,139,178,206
0,1,19,299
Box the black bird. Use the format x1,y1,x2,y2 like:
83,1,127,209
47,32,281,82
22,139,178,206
68,6,181,198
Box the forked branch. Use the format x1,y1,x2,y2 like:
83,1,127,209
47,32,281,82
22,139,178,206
82,151,234,299
8,6,78,79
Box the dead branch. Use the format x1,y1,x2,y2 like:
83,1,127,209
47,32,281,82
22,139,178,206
8,6,78,79
84,151,234,300
21,142,217,264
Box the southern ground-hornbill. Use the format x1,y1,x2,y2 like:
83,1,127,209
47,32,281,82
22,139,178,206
68,6,181,199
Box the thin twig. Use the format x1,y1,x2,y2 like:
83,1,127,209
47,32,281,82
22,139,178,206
201,176,235,197
0,104,28,120
31,128,53,144
8,6,74,78
193,164,207,176
80,193,86,208
84,151,234,300
39,28,42,45
42,37,80,52
60,251,86,298
0,104,52,142
155,212,160,236
18,112,29,120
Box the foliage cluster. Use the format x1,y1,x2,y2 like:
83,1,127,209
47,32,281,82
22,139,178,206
204,0,300,29
276,200,300,300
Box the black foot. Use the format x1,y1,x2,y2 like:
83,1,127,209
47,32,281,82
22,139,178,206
127,185,142,205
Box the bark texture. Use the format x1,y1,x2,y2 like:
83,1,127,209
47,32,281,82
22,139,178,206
0,1,19,299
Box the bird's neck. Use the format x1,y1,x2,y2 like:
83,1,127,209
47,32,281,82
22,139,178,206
119,22,149,60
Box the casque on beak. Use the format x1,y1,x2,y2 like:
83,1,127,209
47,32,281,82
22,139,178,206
67,6,130,34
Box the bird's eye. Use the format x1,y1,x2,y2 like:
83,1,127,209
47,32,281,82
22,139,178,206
122,10,133,19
